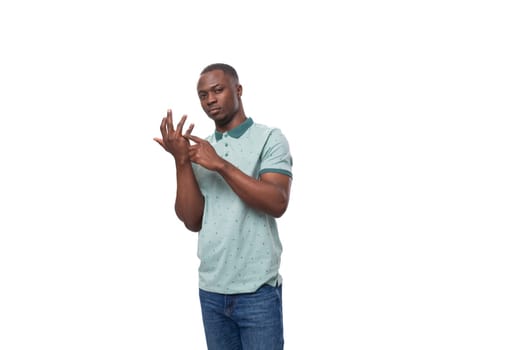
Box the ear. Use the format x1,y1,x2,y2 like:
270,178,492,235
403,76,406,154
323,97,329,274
237,84,243,97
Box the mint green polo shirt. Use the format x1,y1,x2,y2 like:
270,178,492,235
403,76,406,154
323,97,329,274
192,118,293,294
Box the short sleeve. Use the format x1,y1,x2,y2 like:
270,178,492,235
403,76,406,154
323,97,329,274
258,128,293,178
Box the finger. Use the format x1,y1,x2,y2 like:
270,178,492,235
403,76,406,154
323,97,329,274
159,117,168,138
153,137,164,146
166,109,174,133
188,144,200,151
153,137,168,151
187,146,198,160
184,123,195,137
184,133,205,143
175,115,188,136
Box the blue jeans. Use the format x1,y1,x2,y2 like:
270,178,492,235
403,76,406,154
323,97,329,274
199,284,284,350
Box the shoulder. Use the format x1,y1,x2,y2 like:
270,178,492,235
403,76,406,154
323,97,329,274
250,121,289,143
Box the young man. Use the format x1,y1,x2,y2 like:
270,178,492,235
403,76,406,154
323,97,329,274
154,63,293,349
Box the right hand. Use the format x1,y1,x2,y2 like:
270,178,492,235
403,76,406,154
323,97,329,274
153,109,195,164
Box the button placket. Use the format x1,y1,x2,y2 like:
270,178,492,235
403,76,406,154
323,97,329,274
223,134,229,157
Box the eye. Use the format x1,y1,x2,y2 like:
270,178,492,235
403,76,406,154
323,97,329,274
198,93,207,100
214,87,224,94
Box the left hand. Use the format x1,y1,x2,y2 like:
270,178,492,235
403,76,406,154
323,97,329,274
184,134,224,171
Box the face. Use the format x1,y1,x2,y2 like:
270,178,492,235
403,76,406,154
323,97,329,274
197,69,242,127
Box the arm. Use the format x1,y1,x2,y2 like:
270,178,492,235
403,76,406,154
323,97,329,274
174,162,204,232
154,110,204,231
218,163,292,217
185,134,292,218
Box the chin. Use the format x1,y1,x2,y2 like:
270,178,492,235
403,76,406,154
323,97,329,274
208,114,222,123
214,116,231,127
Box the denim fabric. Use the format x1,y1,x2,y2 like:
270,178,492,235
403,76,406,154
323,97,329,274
199,284,284,350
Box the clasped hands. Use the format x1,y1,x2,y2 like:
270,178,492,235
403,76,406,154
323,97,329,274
154,109,223,171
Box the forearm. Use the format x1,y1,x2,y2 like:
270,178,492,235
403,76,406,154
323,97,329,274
175,163,204,232
217,161,290,218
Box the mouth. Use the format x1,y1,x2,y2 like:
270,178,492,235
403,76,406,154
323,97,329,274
208,107,221,116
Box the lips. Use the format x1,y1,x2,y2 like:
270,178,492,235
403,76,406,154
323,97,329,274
208,107,221,115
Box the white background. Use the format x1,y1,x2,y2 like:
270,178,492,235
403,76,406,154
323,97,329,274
1,0,524,349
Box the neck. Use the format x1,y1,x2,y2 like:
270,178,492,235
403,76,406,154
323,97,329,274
215,108,247,133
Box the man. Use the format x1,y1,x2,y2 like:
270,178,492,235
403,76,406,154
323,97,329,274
154,63,293,349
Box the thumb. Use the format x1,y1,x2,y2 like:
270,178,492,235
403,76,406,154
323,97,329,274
153,138,168,151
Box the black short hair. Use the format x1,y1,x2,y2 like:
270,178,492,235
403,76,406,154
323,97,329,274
201,63,239,84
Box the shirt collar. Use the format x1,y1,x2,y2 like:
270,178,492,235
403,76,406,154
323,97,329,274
214,117,254,141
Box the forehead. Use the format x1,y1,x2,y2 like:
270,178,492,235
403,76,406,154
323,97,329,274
197,70,233,90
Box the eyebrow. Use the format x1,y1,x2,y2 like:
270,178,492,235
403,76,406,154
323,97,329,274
198,83,223,93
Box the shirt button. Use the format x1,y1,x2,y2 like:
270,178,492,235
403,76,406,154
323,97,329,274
225,143,228,147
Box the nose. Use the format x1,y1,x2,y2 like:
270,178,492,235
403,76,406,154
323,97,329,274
206,92,217,105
